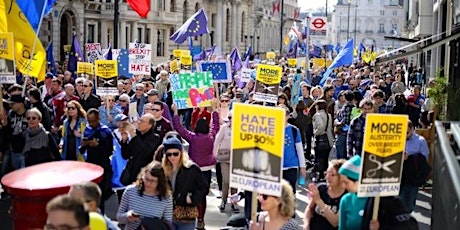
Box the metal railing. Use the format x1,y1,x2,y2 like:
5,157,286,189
433,121,460,230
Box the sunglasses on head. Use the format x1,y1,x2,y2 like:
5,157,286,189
166,152,180,157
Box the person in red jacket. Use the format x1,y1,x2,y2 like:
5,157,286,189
190,107,211,131
53,84,80,126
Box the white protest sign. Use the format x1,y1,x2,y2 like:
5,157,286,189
128,43,151,75
240,67,252,83
85,43,103,63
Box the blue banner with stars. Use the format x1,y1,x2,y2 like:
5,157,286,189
117,49,132,78
197,60,232,83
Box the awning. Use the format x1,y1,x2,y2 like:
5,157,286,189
375,31,460,65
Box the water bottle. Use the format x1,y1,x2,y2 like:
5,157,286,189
298,175,306,186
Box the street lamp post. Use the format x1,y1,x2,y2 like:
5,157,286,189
347,0,351,40
354,4,357,44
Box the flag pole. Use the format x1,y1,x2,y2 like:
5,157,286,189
22,1,48,97
279,0,284,56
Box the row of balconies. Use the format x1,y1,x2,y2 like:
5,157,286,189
337,29,388,34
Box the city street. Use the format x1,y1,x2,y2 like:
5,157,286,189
0,169,432,230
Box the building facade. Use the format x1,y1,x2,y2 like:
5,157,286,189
330,0,407,49
39,0,300,66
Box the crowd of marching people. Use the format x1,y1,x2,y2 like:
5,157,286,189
0,56,433,230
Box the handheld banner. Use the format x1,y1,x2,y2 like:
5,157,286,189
230,103,285,197
240,67,253,83
253,64,282,103
95,60,118,96
85,43,103,63
170,60,179,73
180,55,192,67
169,72,214,109
129,43,152,75
358,114,408,197
77,62,94,75
197,60,232,83
63,45,71,53
173,49,182,59
0,33,16,84
290,74,302,106
287,58,297,68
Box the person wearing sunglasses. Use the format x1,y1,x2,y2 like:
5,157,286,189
218,94,231,124
249,180,298,230
146,89,173,124
131,83,148,117
145,101,173,140
161,137,208,230
80,79,102,112
60,100,87,161
98,96,122,131
116,94,130,116
22,108,53,166
52,84,80,127
117,161,173,230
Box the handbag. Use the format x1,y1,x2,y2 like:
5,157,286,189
315,113,331,152
173,168,199,223
216,149,231,162
120,158,135,186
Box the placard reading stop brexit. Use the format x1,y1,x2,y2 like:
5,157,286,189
230,104,285,197
358,114,408,197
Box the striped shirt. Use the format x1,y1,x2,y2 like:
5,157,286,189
116,185,173,230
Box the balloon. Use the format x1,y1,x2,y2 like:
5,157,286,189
89,212,108,230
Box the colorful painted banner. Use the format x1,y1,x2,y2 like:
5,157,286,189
77,62,94,75
358,114,408,197
85,43,103,63
253,64,282,103
230,103,285,196
129,43,152,75
169,72,214,109
197,60,232,83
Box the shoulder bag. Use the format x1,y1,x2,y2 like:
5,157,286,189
315,113,331,152
173,168,198,223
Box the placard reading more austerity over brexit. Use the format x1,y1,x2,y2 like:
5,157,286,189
94,60,118,96
169,72,214,109
230,104,285,197
253,64,282,103
358,114,408,197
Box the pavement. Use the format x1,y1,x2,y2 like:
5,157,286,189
1,171,432,230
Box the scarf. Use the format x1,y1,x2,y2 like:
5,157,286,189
23,124,48,153
83,122,111,140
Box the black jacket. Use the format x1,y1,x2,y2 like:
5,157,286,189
361,197,418,230
121,128,161,183
173,164,208,207
80,94,101,112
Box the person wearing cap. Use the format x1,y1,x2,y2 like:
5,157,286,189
3,94,28,169
161,137,208,230
338,155,368,230
120,113,161,186
155,70,169,102
146,89,172,123
112,114,129,144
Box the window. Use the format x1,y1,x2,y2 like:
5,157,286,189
241,12,245,43
378,23,385,33
145,28,150,44
157,29,164,56
393,10,397,16
88,24,95,43
182,1,188,23
157,0,165,11
170,0,175,12
226,8,230,42
380,10,384,16
137,27,142,43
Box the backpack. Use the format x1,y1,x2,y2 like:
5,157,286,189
361,197,419,230
402,154,431,186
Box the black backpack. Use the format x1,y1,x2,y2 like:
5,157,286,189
361,197,419,230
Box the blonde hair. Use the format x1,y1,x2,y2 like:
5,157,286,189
161,148,194,178
311,86,323,96
279,179,295,217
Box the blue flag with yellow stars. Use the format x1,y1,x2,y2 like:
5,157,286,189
117,49,132,78
198,60,232,83
170,8,209,44
68,35,84,75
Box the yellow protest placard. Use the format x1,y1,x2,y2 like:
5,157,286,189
266,52,276,60
230,103,285,197
63,45,71,53
253,64,283,103
77,62,94,74
181,50,190,56
180,55,192,66
358,114,408,197
173,49,182,58
170,60,178,73
94,60,118,78
0,33,14,60
287,58,297,68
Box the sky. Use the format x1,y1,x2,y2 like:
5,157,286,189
298,0,337,12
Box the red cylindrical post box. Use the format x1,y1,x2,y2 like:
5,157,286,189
1,161,104,230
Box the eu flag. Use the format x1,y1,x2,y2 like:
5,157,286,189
320,39,354,86
17,0,56,33
46,42,56,75
229,47,242,72
170,8,209,44
104,44,113,60
68,35,84,74
117,49,131,78
199,61,231,83
111,138,127,188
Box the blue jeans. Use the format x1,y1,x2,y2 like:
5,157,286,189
399,183,418,212
11,152,25,169
335,134,347,159
173,222,196,230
